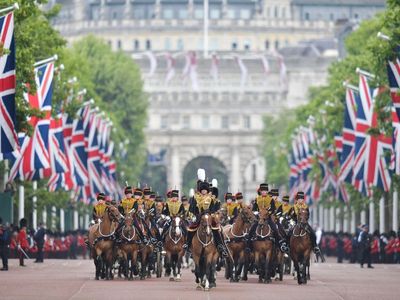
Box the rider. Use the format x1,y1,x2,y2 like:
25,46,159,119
186,179,228,257
250,183,289,253
161,190,186,240
281,195,294,218
223,192,238,224
92,193,107,223
290,191,321,254
181,195,191,220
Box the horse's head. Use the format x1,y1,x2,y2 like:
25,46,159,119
171,216,183,236
240,206,256,224
258,208,270,225
107,205,122,222
298,208,308,224
124,210,134,226
200,213,212,236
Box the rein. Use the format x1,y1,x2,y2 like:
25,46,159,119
293,223,308,237
256,223,272,239
168,223,183,245
121,225,136,242
197,215,213,247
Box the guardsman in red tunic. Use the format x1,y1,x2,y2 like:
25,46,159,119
17,218,29,266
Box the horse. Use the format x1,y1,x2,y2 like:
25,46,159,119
252,208,275,284
117,209,142,280
164,216,186,282
88,204,121,280
290,208,312,285
222,206,256,282
191,213,219,291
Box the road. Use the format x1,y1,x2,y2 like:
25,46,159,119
0,258,399,300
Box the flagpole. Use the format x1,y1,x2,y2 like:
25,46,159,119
34,54,58,67
369,201,375,233
393,190,398,231
379,196,385,234
355,68,375,79
18,185,24,221
3,159,9,190
0,3,19,16
32,180,37,230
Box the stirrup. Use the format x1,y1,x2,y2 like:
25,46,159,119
313,246,321,254
182,243,188,249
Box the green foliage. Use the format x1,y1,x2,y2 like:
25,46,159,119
262,0,400,211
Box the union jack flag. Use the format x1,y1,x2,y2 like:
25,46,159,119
0,12,18,159
9,62,54,180
387,51,400,174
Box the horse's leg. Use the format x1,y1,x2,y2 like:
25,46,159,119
236,251,245,282
225,257,231,280
307,257,311,280
165,252,172,278
169,253,176,281
204,259,211,291
94,254,100,280
193,255,202,290
242,251,249,281
140,250,147,280
176,253,182,281
264,250,272,284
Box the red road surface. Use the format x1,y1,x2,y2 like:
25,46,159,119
0,258,399,300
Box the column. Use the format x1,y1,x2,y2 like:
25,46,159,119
312,205,318,226
74,210,79,230
32,181,37,230
51,206,57,230
230,148,240,196
155,0,161,18
351,206,356,234
323,207,329,231
85,214,90,230
393,190,398,231
343,205,349,233
60,209,65,233
42,207,47,227
335,207,341,232
18,185,24,221
360,209,366,225
379,197,385,234
318,204,324,230
169,147,181,191
369,201,375,233
330,206,335,232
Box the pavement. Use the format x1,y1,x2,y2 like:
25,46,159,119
0,258,399,300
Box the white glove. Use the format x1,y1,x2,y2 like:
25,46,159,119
253,211,259,216
191,216,197,223
166,216,171,222
161,214,166,219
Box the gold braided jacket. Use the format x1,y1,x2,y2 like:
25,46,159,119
281,203,293,215
256,195,273,210
294,202,308,215
94,201,107,217
121,198,135,213
194,192,213,211
144,199,155,210
226,203,237,217
167,200,181,216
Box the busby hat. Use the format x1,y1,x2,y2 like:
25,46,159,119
143,187,151,196
296,191,305,199
199,181,210,192
235,192,243,200
97,192,106,201
282,195,290,202
211,187,218,198
150,192,156,199
259,183,269,191
224,192,233,200
134,189,143,196
271,189,279,197
166,190,172,198
155,196,163,203
19,218,27,228
181,195,188,202
124,186,133,195
171,190,179,198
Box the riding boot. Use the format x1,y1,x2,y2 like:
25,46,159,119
185,230,195,253
212,229,228,257
133,219,148,243
161,221,170,242
268,218,288,253
306,224,321,254
246,222,257,252
151,219,163,247
142,219,157,245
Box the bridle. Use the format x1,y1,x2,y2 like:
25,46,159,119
197,214,213,247
168,216,183,245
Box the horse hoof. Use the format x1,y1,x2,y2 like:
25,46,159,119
230,278,234,283
209,282,216,288
258,278,263,283
241,276,248,281
169,277,175,282
196,285,203,290
95,277,99,281
204,287,209,292
175,278,181,282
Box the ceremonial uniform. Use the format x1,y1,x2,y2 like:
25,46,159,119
223,193,238,224
17,218,29,267
92,193,107,221
161,190,186,240
280,196,293,217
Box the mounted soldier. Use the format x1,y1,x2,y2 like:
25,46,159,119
290,191,321,255
222,192,238,224
92,193,108,223
161,190,186,240
249,183,289,253
186,169,228,257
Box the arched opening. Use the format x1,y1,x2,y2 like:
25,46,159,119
182,156,229,199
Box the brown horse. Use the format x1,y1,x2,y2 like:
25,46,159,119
118,210,141,280
88,205,121,280
222,206,256,282
252,208,275,283
192,213,219,291
164,216,186,282
290,208,312,285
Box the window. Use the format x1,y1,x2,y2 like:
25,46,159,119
163,8,174,19
178,8,188,19
244,116,251,129
275,40,279,49
108,40,112,48
194,8,203,19
134,40,140,51
274,6,278,18
183,116,190,129
146,40,151,50
232,42,238,51
117,40,122,49
202,116,210,129
282,7,286,18
265,40,270,49
330,13,334,21
241,9,251,19
221,116,229,129
113,11,118,20
210,8,220,19
161,116,168,129
252,164,257,181
354,13,359,19
305,12,310,20
177,39,184,51
244,41,250,51
90,5,100,20
165,38,171,50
